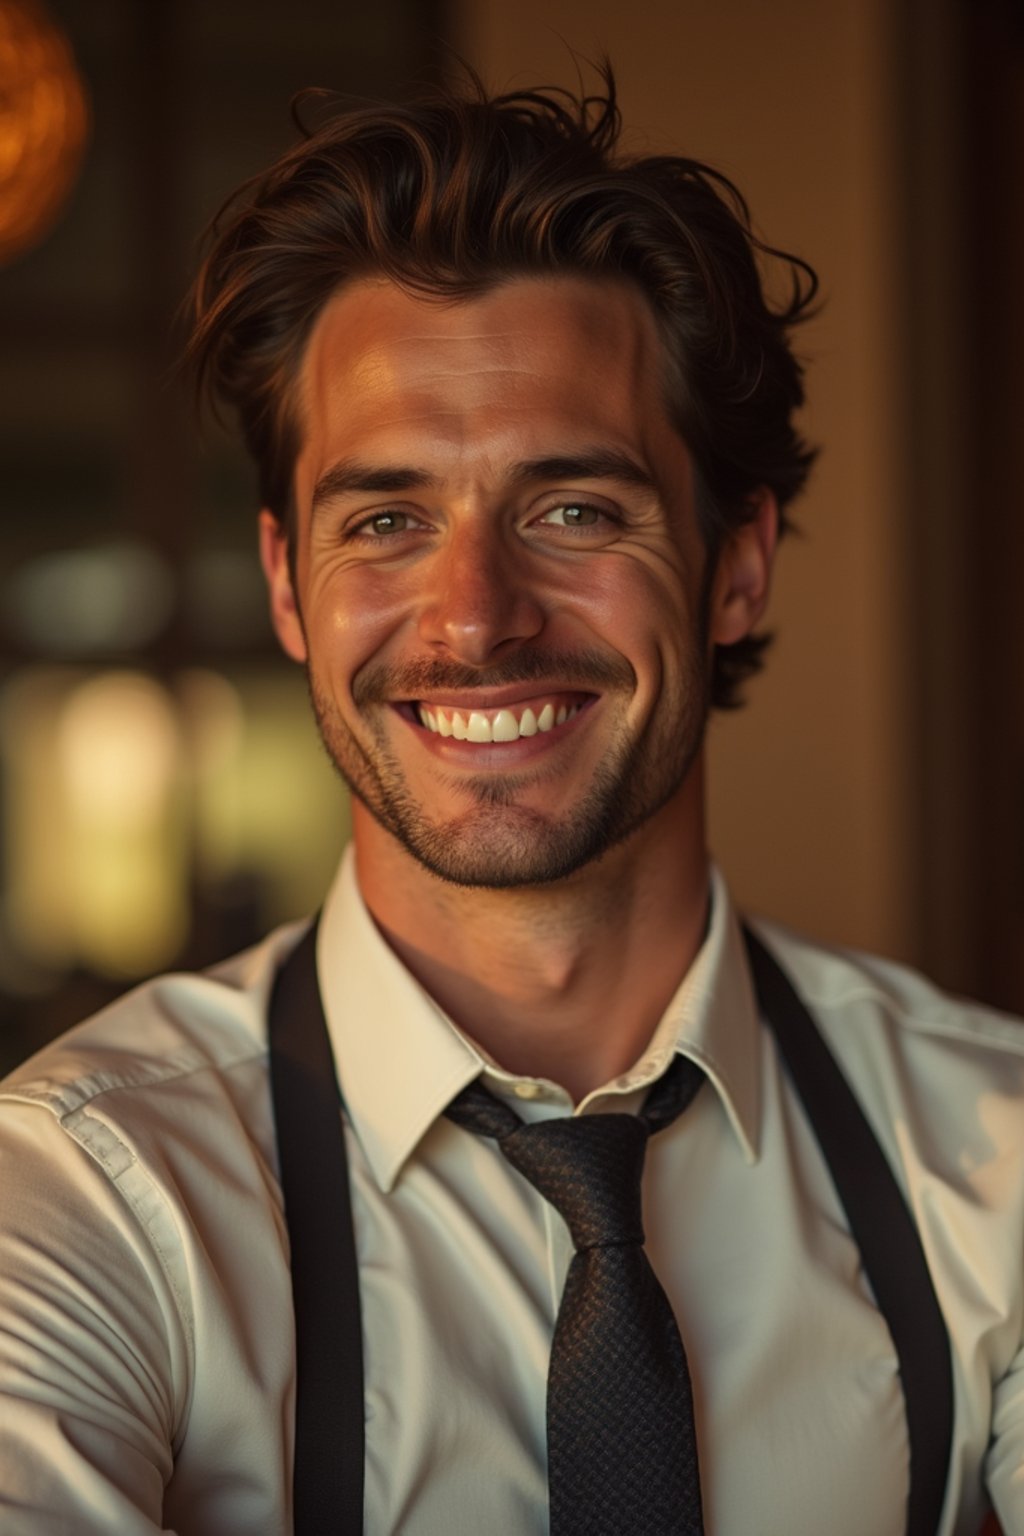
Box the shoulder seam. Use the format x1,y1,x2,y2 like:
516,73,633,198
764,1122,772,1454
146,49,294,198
0,1039,268,1123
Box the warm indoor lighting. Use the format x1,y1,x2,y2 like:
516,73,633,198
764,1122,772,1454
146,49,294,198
55,672,188,977
0,665,348,981
0,0,88,264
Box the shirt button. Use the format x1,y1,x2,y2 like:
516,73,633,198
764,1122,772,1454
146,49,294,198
513,1081,544,1100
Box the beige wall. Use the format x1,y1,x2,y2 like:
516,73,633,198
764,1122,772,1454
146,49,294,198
457,0,917,960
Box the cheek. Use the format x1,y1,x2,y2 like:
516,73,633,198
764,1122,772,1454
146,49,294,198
571,554,696,660
304,568,412,683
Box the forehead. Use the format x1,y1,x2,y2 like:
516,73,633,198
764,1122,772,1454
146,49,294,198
293,275,686,504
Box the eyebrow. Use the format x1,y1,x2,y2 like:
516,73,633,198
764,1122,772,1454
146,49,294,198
310,448,657,512
311,461,435,508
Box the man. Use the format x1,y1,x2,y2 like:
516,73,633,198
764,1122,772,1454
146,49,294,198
0,69,1021,1536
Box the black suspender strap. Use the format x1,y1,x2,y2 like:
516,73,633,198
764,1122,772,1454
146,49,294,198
268,919,954,1536
742,926,954,1536
268,919,365,1535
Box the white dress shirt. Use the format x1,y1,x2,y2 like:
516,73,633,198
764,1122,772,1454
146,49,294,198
1,847,1023,1535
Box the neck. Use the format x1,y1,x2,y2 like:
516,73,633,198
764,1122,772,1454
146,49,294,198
352,772,710,1104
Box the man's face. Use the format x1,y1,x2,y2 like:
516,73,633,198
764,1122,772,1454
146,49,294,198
262,275,770,888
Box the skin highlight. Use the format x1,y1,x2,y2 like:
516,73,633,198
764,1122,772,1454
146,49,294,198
260,274,776,1101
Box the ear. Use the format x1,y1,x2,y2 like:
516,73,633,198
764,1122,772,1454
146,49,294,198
708,489,779,647
258,509,308,663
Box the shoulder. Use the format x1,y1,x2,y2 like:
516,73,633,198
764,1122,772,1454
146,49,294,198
749,915,1024,1059
746,915,1024,1182
0,921,309,1337
0,920,309,1224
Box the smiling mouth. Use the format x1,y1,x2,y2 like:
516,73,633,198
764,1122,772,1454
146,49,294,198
414,693,591,744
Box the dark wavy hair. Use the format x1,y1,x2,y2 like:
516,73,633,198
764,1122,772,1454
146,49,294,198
188,66,817,708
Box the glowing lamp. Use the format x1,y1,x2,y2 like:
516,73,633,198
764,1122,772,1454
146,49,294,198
0,0,88,264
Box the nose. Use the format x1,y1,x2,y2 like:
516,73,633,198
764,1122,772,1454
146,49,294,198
416,521,546,665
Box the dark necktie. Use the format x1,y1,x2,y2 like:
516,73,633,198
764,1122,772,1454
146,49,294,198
445,1054,706,1536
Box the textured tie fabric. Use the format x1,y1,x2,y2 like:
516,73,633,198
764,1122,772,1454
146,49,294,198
445,1054,706,1536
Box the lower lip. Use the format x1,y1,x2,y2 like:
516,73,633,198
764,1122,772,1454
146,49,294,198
397,697,598,763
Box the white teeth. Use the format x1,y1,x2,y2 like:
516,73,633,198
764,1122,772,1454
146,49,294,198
418,699,581,741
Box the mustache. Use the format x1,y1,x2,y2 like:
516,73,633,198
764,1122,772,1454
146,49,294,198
353,648,635,705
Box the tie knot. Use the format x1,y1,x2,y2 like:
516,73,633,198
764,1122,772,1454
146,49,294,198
501,1113,649,1251
444,1056,705,1251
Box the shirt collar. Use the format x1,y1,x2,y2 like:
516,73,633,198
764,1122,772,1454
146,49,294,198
657,864,761,1165
317,848,762,1192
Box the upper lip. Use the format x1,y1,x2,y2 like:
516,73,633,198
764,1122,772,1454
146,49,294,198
398,684,597,710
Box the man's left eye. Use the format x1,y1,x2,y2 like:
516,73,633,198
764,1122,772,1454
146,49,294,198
539,504,602,528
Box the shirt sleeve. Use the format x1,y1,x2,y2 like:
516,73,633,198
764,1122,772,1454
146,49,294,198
0,1097,188,1534
987,1326,1024,1533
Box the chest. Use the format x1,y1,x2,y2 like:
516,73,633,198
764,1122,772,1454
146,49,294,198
350,1080,912,1535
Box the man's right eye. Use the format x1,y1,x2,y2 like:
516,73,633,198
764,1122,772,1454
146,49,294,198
358,510,416,537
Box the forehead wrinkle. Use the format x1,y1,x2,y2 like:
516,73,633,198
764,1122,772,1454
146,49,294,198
349,357,554,397
387,328,531,344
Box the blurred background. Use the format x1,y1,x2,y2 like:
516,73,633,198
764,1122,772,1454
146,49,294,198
0,0,1022,1072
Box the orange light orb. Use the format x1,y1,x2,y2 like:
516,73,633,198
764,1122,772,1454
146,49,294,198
0,0,88,264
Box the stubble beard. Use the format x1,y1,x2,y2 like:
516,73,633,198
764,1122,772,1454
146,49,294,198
306,644,710,890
